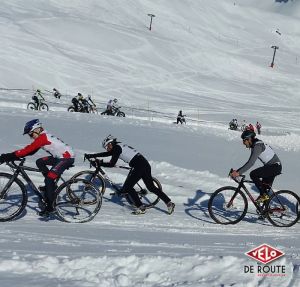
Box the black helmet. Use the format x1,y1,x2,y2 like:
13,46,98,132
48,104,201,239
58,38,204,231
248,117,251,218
241,130,256,140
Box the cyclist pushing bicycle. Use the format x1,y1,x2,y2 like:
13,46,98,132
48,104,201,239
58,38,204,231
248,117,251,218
230,130,282,203
0,119,75,217
84,135,175,215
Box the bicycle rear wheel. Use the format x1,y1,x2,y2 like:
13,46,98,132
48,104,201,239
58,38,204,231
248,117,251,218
208,186,248,224
55,178,102,223
27,102,37,110
266,190,300,227
0,173,27,221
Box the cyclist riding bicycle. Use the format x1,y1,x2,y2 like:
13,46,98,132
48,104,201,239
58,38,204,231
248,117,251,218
0,119,75,217
32,89,45,107
84,135,175,215
230,130,282,203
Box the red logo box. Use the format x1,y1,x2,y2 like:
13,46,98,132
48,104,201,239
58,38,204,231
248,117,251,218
245,244,285,264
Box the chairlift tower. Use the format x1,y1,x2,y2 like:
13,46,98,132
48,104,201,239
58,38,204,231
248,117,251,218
147,14,156,31
270,46,279,68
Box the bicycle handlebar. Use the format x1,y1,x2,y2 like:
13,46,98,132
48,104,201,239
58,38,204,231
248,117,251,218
84,156,131,172
228,168,245,184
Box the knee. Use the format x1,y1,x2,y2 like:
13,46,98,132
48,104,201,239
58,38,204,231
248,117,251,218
36,158,45,169
250,170,258,180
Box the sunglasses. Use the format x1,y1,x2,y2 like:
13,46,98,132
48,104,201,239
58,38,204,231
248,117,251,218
28,131,36,137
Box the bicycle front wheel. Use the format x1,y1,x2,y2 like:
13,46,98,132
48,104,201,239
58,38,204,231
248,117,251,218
55,178,102,223
266,190,300,227
39,103,49,111
0,173,28,221
208,186,248,225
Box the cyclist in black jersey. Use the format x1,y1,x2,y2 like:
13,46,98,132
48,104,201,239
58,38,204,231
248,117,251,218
85,135,175,215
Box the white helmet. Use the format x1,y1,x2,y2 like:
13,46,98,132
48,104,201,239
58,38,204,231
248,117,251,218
102,135,117,148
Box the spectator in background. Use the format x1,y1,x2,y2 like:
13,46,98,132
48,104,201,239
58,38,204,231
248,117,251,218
256,121,262,135
176,110,186,124
53,88,61,99
248,123,255,132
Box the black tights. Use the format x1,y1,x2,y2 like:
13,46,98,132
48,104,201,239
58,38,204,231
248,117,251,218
250,164,282,195
122,155,171,208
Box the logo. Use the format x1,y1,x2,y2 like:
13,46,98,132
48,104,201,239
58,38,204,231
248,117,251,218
245,244,285,264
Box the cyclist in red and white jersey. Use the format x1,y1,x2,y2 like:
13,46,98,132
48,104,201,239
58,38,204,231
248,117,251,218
0,119,75,216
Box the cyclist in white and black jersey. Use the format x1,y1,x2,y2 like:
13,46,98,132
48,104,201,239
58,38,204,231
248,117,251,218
85,135,175,215
231,130,282,203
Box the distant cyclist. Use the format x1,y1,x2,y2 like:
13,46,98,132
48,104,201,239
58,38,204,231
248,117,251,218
84,135,175,215
0,119,75,217
32,89,45,107
230,130,282,203
102,98,118,115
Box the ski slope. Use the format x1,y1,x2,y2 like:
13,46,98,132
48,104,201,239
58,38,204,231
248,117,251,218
0,0,300,286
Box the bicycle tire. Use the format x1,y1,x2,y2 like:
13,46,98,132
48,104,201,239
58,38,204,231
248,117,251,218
0,172,28,221
208,186,248,225
27,102,37,110
266,190,300,227
126,177,161,208
55,178,102,223
70,170,105,194
117,111,125,117
39,103,49,111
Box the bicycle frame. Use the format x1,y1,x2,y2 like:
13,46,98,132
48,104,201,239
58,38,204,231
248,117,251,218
86,158,146,196
231,176,281,215
1,159,66,201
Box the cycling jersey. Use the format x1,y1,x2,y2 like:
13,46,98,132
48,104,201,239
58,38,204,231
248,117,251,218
256,141,275,164
15,130,74,159
238,139,281,175
118,144,139,163
90,143,139,167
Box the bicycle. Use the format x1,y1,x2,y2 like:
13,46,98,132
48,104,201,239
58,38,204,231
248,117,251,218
101,107,125,117
27,98,49,111
208,169,300,227
0,158,102,223
70,157,161,209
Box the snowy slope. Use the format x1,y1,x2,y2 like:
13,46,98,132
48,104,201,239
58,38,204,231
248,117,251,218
0,0,300,286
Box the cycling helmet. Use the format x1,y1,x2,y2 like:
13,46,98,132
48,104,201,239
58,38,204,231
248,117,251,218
241,130,256,140
113,98,118,103
23,119,42,135
102,135,117,148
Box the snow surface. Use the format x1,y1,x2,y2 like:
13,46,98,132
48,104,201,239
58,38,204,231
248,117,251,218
0,0,300,286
